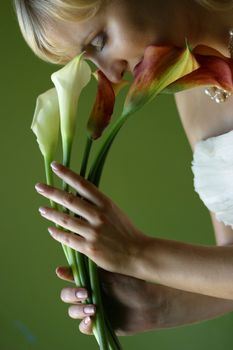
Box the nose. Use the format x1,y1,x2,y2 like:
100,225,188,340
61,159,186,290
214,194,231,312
94,59,128,83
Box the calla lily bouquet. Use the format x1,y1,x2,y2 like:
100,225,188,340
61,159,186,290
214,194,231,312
31,42,233,350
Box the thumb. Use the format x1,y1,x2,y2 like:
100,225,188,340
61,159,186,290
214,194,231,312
56,266,74,282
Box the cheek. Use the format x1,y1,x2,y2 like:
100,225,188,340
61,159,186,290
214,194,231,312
108,20,154,57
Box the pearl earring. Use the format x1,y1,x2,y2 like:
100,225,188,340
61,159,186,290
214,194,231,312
204,28,233,103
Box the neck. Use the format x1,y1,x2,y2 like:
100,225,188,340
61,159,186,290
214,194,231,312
186,1,233,57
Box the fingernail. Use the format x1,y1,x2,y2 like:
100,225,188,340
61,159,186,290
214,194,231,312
84,317,91,325
56,267,64,275
84,306,95,315
76,290,88,299
39,207,47,215
48,227,54,235
35,183,46,192
51,161,61,171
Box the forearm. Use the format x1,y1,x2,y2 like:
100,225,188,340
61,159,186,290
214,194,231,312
132,236,233,299
147,284,233,330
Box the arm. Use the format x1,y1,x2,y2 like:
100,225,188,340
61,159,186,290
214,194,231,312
146,283,233,330
56,266,233,336
152,93,233,323
210,211,233,246
146,212,233,329
132,236,233,300
144,211,233,330
130,89,233,301
116,283,233,335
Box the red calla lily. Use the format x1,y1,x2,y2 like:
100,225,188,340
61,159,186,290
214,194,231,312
87,70,128,140
87,70,115,140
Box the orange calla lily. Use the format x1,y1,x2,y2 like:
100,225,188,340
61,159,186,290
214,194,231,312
122,43,233,118
87,70,128,140
166,45,233,93
122,44,199,117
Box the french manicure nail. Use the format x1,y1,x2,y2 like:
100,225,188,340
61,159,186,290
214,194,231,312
35,183,46,192
84,306,95,315
48,227,54,235
39,207,47,215
84,317,91,325
76,290,88,299
51,161,61,171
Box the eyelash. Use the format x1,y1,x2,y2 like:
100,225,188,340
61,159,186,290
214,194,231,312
90,32,107,52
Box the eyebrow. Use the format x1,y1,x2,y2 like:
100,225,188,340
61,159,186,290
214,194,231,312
79,30,95,54
79,41,85,54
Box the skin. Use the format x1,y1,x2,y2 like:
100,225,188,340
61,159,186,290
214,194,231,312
47,0,201,81
34,0,233,336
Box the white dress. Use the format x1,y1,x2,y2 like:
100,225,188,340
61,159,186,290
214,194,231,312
191,129,233,229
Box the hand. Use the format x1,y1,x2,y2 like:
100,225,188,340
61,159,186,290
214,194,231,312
35,161,150,276
56,265,164,336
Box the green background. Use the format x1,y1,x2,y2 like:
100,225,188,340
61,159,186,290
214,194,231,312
1,2,233,349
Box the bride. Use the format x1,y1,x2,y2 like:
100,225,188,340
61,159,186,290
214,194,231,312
14,0,233,336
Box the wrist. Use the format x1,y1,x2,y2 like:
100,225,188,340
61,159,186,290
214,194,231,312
129,233,158,282
124,282,168,334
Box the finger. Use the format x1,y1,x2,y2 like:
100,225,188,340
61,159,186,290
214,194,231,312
35,184,97,223
68,304,96,319
48,226,87,254
60,287,89,303
56,266,74,282
79,317,94,335
50,161,108,208
39,207,93,240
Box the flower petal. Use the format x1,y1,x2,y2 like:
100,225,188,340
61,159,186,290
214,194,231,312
122,44,199,116
87,70,115,140
31,88,60,160
51,53,92,143
166,47,233,93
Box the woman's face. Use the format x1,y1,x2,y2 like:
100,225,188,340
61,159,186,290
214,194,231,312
48,0,192,83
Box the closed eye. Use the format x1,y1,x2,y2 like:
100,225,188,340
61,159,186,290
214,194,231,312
90,32,107,52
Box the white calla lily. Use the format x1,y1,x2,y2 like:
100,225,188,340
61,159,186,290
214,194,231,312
51,53,92,159
31,88,60,161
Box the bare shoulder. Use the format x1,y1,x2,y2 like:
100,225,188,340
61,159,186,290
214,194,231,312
174,88,203,151
175,88,233,246
174,87,233,152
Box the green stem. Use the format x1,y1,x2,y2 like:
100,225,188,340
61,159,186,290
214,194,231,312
69,249,82,286
62,138,90,287
44,156,70,264
74,136,93,300
88,114,127,185
59,139,83,286
89,260,109,350
78,136,108,348
78,136,112,349
104,309,123,350
80,136,93,177
62,137,105,350
86,115,130,350
62,119,129,349
62,137,73,192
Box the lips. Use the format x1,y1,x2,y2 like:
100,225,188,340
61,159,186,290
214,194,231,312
133,60,143,77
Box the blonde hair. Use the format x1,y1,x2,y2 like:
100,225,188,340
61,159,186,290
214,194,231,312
14,0,233,65
13,0,104,64
195,0,233,10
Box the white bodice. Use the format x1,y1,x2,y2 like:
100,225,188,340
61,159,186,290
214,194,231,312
191,129,233,229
